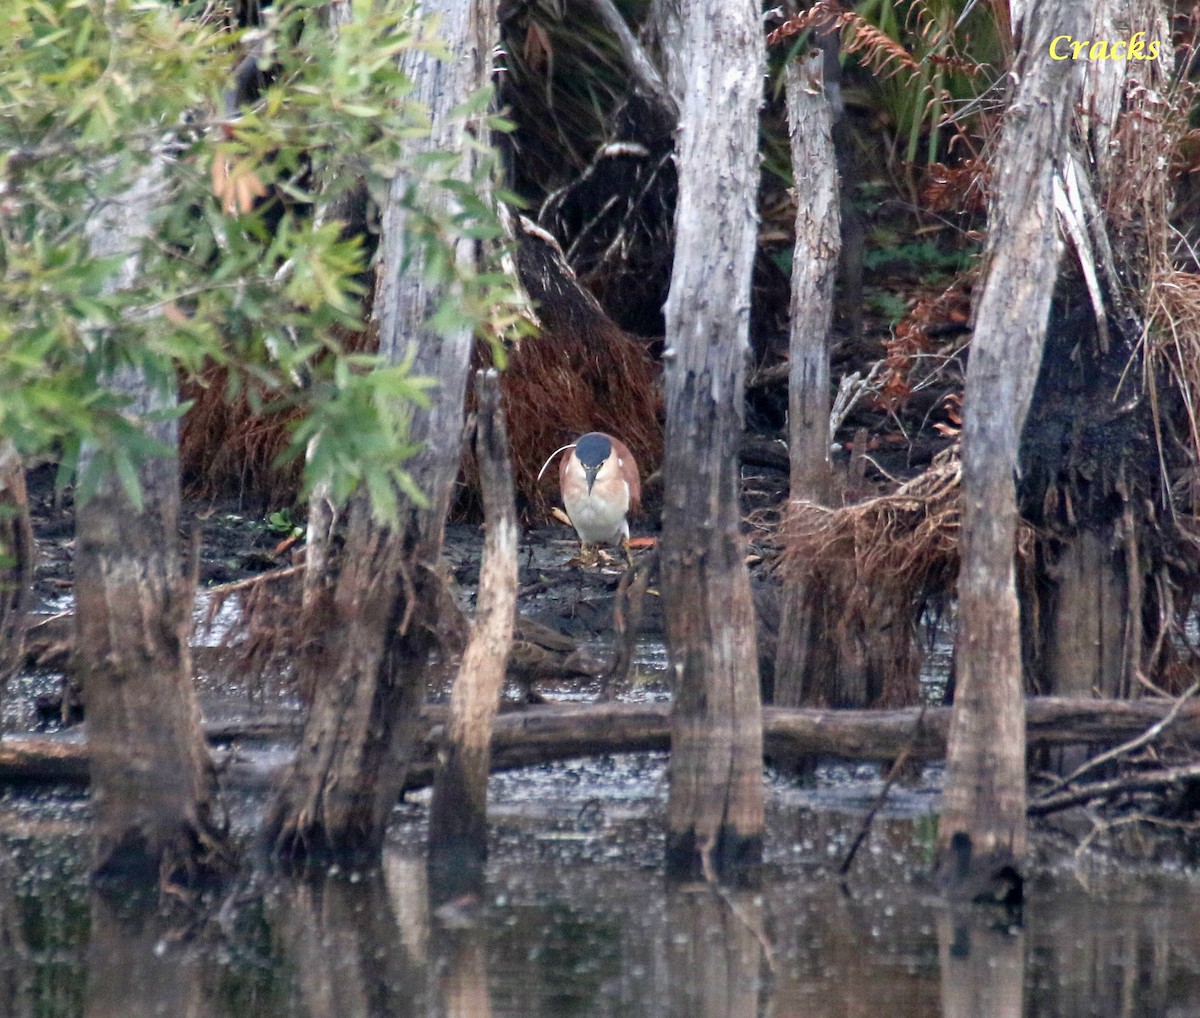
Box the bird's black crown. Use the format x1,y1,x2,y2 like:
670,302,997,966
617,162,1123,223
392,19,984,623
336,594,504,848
574,432,612,469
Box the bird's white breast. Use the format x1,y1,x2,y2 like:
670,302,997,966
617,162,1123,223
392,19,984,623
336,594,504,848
563,459,630,545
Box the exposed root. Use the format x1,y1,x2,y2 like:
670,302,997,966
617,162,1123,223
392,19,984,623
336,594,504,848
776,449,967,706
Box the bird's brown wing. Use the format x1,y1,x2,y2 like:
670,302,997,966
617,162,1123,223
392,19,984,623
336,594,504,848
609,436,641,514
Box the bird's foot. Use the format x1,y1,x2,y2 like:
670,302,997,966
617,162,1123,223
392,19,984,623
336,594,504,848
566,543,601,567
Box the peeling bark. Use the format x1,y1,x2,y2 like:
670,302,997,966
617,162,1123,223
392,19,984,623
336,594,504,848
784,48,838,504
428,371,517,899
658,0,765,885
935,0,1085,897
262,0,499,866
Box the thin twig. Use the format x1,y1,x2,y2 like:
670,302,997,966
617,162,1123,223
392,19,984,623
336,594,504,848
1029,761,1200,817
1036,680,1200,801
838,704,926,875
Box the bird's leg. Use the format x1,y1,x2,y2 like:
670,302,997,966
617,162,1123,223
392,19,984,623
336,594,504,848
569,542,599,567
621,537,635,569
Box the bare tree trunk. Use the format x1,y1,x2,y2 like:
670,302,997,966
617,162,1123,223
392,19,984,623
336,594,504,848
262,0,499,865
642,0,686,109
428,371,517,901
1017,0,1174,753
0,441,33,692
773,43,841,721
659,0,765,885
935,0,1084,897
76,158,230,885
784,49,838,504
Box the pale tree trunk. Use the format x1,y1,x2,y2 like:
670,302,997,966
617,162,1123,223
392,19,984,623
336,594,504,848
76,158,230,885
642,0,686,109
659,0,765,884
0,440,33,692
784,49,838,504
773,43,841,718
1018,0,1173,729
263,0,499,865
427,370,517,901
935,0,1084,896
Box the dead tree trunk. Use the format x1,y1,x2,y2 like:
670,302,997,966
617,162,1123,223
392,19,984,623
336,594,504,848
0,441,33,691
9,696,1200,789
659,0,765,885
773,43,842,720
784,48,838,504
262,0,499,866
1017,0,1176,731
935,0,1084,898
76,159,231,886
428,371,517,900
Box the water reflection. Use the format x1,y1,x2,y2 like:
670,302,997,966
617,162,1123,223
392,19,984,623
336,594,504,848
0,852,32,1018
938,908,1023,1018
264,868,425,1018
665,885,766,1018
9,792,1200,1015
430,924,493,1018
84,889,212,1018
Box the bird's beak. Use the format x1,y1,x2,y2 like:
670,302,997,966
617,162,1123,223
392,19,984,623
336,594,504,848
584,463,600,494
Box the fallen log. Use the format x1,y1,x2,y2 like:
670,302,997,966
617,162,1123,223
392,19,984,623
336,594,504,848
4,697,1200,791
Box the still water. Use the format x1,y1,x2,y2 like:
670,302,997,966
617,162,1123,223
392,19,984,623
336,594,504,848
3,754,1200,1017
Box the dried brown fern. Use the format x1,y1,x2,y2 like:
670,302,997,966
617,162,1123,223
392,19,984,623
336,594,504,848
768,2,919,80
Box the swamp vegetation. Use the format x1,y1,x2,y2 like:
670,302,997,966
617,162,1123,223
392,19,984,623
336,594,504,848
6,0,1200,1012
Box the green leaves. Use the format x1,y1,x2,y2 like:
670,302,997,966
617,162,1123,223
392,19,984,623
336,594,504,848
0,0,520,521
287,355,434,520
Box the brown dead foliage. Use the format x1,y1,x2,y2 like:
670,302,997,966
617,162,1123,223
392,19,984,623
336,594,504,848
180,368,305,505
776,450,964,707
779,449,963,595
922,159,989,216
466,222,662,519
182,224,661,518
767,2,919,80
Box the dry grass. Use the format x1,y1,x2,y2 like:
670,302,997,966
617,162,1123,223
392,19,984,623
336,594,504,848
774,450,963,707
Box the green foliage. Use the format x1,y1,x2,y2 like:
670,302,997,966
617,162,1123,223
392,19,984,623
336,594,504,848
847,0,1007,168
863,235,975,276
0,0,518,519
265,507,303,538
865,288,910,325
